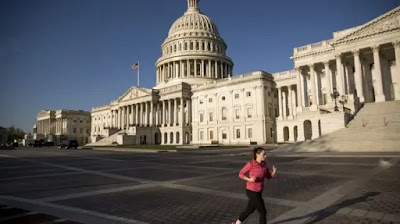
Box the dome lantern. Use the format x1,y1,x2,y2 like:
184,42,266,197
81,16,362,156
187,0,200,10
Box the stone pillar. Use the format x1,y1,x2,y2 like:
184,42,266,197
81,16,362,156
278,87,283,120
208,60,211,78
162,100,166,126
167,99,171,126
335,54,345,96
295,67,303,109
139,103,143,126
201,60,205,77
181,98,185,125
282,91,287,119
143,102,147,126
188,98,192,125
150,102,154,126
174,98,178,126
309,64,317,108
372,45,385,102
187,59,190,77
194,59,197,77
353,50,365,103
324,62,332,103
135,104,139,126
118,108,122,129
288,85,293,119
215,61,218,78
393,41,400,100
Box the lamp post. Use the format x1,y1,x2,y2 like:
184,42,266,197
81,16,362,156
339,95,348,112
330,88,340,112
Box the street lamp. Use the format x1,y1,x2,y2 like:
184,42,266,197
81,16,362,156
339,95,348,112
330,88,340,112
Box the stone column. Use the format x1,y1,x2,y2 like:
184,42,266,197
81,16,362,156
150,102,154,126
295,67,303,109
324,62,332,103
353,50,365,103
188,98,192,124
162,100,166,126
201,60,205,77
174,98,178,126
372,45,385,102
138,103,142,126
158,102,162,125
309,64,317,108
194,59,197,77
393,41,400,100
282,91,287,119
208,60,211,78
288,85,293,119
278,87,283,120
187,59,190,77
335,54,345,96
117,108,121,129
215,61,218,78
181,98,185,125
260,86,266,118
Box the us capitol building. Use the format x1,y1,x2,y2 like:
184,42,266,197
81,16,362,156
90,0,400,146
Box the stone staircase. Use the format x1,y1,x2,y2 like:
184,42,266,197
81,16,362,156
86,130,125,146
280,101,400,152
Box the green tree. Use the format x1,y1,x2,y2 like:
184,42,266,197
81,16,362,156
7,126,26,143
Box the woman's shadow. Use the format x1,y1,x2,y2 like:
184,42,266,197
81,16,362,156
272,192,380,224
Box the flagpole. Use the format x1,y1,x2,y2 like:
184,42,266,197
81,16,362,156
137,61,140,87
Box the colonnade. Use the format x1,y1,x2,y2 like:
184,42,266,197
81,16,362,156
277,41,400,116
109,98,192,130
157,59,232,83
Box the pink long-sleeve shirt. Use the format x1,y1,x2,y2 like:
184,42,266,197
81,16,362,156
239,159,275,192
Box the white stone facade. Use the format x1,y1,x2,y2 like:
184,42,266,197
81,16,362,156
274,6,400,142
90,1,400,146
36,110,91,145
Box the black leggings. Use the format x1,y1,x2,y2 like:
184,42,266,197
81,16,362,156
238,189,267,224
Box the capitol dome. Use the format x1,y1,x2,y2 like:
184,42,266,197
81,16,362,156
168,8,220,37
155,0,234,88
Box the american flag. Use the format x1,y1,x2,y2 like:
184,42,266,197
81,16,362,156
131,63,139,70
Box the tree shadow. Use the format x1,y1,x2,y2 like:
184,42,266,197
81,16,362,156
272,192,380,224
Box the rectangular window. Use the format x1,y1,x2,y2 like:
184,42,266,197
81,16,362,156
209,98,213,103
199,100,203,104
235,93,239,99
80,128,83,134
73,128,77,133
246,92,251,97
222,132,227,139
247,108,252,118
200,131,204,140
236,129,240,139
235,109,240,119
209,112,214,122
200,113,204,122
209,131,214,140
248,128,253,138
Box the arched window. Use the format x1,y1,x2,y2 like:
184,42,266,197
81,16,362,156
174,44,177,52
190,42,193,50
184,42,187,50
221,107,227,120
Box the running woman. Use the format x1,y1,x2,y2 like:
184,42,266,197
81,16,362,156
232,147,277,224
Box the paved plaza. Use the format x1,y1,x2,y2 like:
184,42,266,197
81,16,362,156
0,148,399,224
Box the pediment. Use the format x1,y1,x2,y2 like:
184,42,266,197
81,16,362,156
118,86,152,102
37,110,50,118
334,7,400,44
